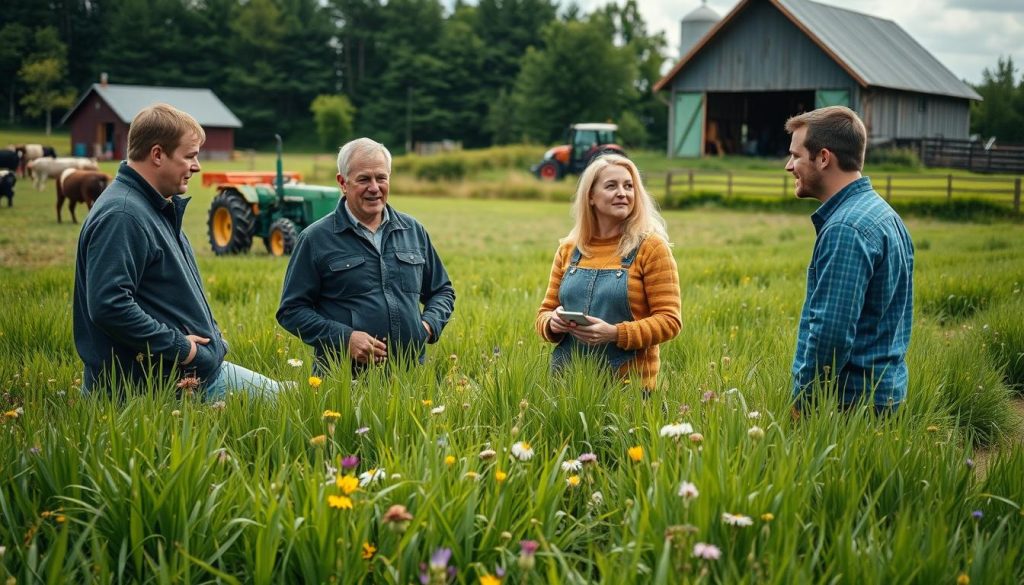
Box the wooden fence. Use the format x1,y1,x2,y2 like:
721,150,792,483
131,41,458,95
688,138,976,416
654,169,1023,213
891,138,1024,174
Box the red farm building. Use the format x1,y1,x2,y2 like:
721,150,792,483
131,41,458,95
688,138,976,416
62,80,242,161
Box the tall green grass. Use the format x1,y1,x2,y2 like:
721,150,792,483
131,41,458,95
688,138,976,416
0,189,1022,582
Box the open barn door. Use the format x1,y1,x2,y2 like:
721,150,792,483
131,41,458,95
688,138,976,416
672,92,704,158
815,89,850,108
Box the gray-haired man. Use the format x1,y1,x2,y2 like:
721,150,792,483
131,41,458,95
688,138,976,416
277,138,455,372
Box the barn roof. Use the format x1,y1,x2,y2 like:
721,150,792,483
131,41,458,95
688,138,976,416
655,0,982,101
61,84,243,128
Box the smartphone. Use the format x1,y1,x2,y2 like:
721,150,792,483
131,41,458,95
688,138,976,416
556,310,592,326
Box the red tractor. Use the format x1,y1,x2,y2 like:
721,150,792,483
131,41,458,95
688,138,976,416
532,123,625,181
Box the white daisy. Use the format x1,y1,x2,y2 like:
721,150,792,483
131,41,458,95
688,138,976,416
561,459,582,473
511,441,534,461
359,468,386,486
659,422,695,438
678,481,699,500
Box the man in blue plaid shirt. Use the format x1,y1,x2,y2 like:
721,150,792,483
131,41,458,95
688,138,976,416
785,106,914,413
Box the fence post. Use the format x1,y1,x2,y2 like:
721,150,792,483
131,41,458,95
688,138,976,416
664,171,673,207
688,170,694,192
947,174,953,203
885,175,892,202
1015,177,1021,214
727,171,733,198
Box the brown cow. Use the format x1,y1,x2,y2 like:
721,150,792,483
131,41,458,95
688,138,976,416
57,169,110,223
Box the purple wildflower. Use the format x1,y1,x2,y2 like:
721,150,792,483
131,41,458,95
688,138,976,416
355,426,370,436
578,452,597,465
971,510,983,520
430,548,452,570
520,540,539,556
341,455,360,470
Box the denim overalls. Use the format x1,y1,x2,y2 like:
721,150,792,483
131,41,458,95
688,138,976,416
551,243,640,372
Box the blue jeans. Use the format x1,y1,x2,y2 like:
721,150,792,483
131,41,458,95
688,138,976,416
204,361,281,401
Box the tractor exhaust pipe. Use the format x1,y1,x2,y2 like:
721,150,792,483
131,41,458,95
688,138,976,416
274,134,284,204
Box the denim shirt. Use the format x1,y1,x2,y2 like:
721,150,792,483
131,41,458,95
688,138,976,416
792,177,914,407
277,198,455,366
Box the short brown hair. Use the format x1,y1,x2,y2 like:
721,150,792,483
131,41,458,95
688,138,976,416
127,104,206,162
785,106,866,172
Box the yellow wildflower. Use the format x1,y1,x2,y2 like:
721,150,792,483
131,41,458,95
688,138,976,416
361,542,377,560
309,434,327,447
322,409,341,420
308,376,322,389
566,475,581,487
495,470,508,483
444,455,456,466
421,399,433,406
761,513,775,522
336,474,359,495
480,575,502,585
327,495,353,510
628,446,644,462
957,573,970,585
3,410,18,419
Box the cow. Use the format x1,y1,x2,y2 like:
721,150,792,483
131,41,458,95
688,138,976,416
0,170,15,207
0,149,18,173
57,168,109,223
13,144,57,177
27,157,99,191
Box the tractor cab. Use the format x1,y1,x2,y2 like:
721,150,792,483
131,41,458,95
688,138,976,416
205,135,338,256
532,123,624,181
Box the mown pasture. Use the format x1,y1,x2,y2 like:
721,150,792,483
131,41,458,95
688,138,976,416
0,140,1022,583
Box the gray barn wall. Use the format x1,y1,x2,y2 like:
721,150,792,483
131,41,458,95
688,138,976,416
665,0,974,146
863,90,971,140
669,0,857,95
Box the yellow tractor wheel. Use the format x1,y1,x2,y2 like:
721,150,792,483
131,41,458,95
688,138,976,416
264,218,297,256
207,190,255,255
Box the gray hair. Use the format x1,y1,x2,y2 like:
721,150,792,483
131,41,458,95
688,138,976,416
337,138,392,177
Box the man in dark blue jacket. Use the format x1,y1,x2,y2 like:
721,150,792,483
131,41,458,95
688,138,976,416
73,103,279,399
277,138,455,373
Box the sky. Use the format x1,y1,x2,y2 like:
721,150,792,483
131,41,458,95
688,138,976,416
574,0,1024,85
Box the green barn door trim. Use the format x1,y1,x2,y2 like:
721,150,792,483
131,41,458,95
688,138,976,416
673,92,705,158
815,89,850,108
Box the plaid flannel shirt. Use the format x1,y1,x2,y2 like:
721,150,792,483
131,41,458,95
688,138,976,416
792,177,915,407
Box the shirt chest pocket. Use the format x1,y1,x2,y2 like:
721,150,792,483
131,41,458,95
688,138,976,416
325,254,375,295
392,250,425,294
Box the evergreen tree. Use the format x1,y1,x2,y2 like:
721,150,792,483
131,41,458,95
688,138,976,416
510,18,637,143
971,56,1024,143
0,23,33,123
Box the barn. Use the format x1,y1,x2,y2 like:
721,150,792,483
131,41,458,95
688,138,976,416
61,80,242,161
655,0,983,158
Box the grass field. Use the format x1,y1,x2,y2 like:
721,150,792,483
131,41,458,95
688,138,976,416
1,146,1023,583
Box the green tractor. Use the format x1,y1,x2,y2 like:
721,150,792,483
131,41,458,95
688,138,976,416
205,135,338,256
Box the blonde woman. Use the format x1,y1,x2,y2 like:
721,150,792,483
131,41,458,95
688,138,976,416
535,154,681,391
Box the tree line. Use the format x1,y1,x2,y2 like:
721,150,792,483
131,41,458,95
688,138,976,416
3,1,1021,152
0,0,667,151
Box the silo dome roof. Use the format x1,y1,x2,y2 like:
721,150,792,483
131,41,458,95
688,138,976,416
682,3,720,22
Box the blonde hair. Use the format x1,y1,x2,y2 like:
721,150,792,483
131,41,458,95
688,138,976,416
565,154,669,258
127,104,205,162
